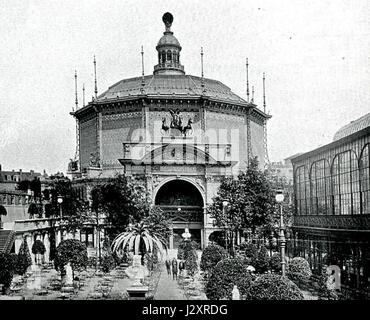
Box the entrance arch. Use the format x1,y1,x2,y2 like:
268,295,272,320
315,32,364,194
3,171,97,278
154,179,204,249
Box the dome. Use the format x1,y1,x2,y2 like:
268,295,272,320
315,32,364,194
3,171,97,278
333,112,370,141
96,74,248,105
157,33,181,48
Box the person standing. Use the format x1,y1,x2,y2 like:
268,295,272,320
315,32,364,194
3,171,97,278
172,258,178,280
179,260,185,276
165,259,172,276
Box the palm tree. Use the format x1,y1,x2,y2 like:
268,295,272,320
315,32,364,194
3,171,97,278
111,221,167,262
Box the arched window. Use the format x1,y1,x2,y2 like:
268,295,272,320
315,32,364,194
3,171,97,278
331,150,360,215
173,52,178,63
167,50,172,62
310,159,331,215
359,144,370,214
295,166,308,215
161,51,166,64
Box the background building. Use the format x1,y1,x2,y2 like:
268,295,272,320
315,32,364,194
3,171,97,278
69,13,270,249
291,111,370,298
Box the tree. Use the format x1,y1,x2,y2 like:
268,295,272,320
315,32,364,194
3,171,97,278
247,273,304,300
54,239,88,278
200,244,227,275
16,177,42,200
0,205,7,227
16,239,32,275
32,240,46,264
47,176,89,232
205,258,252,300
91,175,148,238
207,157,276,253
111,208,170,262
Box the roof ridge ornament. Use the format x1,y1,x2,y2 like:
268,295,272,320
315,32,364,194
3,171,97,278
163,12,174,33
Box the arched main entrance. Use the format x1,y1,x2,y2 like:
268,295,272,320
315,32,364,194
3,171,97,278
154,179,204,249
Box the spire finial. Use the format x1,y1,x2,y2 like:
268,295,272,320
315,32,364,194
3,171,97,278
263,72,266,113
141,45,145,77
162,12,173,32
201,47,204,79
246,57,250,103
251,85,255,103
93,55,98,99
74,70,78,111
82,83,85,107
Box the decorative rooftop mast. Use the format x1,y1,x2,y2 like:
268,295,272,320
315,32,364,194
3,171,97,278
201,47,206,94
74,70,78,112
94,55,98,99
263,72,270,167
141,45,145,94
246,57,250,103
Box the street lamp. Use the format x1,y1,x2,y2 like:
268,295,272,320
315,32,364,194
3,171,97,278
57,195,63,219
275,190,286,276
222,201,230,255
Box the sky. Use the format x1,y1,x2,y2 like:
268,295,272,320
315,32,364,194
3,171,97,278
0,0,369,174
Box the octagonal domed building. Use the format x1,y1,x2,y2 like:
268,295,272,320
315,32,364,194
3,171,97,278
71,13,270,249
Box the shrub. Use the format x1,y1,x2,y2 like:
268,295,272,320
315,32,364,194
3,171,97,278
200,244,228,274
255,246,270,273
17,239,32,275
317,265,339,300
179,240,198,276
177,240,198,260
0,253,16,293
54,239,88,277
269,253,281,272
100,254,116,273
287,257,312,284
248,273,304,300
205,258,252,300
100,239,116,273
244,243,258,265
32,240,46,255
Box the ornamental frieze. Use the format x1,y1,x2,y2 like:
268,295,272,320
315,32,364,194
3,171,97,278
294,215,370,230
102,112,142,121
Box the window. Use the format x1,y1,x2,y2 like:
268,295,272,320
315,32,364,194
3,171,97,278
167,50,172,62
310,160,331,215
359,144,370,214
331,150,360,215
295,166,308,215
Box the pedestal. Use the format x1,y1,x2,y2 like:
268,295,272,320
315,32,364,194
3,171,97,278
126,286,149,300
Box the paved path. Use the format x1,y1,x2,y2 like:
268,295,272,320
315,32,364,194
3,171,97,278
154,263,186,300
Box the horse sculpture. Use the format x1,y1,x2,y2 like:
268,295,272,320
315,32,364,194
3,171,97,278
181,119,193,136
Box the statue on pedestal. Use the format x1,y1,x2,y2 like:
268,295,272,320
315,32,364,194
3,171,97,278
125,254,149,286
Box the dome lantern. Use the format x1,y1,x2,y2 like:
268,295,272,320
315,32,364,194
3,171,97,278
153,12,185,75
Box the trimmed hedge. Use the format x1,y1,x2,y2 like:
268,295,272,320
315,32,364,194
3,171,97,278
17,239,32,275
248,273,304,300
205,258,252,300
287,257,312,284
32,240,46,255
200,244,227,273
